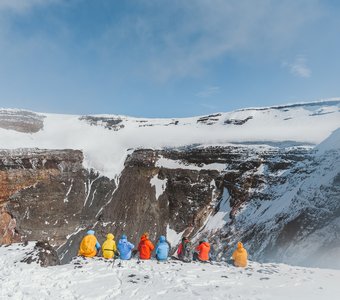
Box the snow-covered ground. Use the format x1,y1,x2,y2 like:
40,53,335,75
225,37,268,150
1,243,339,300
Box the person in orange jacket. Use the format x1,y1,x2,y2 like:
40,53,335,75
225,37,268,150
231,241,248,267
78,230,101,258
193,238,210,262
138,232,155,260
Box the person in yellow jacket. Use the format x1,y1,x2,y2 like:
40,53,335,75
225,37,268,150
231,241,248,267
102,233,118,259
78,230,101,258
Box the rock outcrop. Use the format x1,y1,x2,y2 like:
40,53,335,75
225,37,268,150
0,110,44,133
2,143,334,268
21,240,60,267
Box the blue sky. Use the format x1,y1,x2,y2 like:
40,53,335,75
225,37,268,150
0,0,339,117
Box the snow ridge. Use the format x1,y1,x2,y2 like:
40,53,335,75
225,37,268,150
1,101,339,179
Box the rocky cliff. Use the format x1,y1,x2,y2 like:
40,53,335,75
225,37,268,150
0,102,339,268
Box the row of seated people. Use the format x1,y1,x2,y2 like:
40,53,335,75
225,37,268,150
78,230,248,267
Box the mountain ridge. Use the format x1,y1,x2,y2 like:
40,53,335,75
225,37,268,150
0,100,339,269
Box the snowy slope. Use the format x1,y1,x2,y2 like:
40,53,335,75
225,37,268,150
193,127,340,268
0,242,339,300
1,100,339,179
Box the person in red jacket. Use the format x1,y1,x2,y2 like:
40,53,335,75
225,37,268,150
138,232,155,260
193,238,210,262
177,236,192,262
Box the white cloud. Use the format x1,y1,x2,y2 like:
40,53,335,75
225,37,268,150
111,0,322,81
0,0,323,82
196,86,220,98
282,55,312,78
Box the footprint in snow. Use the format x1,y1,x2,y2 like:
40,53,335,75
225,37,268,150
128,280,138,284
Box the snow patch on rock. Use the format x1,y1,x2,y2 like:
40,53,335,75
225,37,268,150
204,188,231,232
150,174,167,200
166,225,185,247
156,156,227,171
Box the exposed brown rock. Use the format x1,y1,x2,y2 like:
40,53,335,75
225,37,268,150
0,209,18,244
0,110,44,133
1,144,336,269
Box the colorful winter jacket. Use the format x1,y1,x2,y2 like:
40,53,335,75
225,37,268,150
155,236,169,260
117,235,135,260
177,239,192,262
138,235,155,259
232,242,248,267
78,230,101,257
102,233,117,259
195,241,210,261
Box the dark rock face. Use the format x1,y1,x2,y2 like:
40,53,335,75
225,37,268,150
0,149,86,245
0,143,339,268
21,240,60,267
0,149,118,263
197,114,221,125
224,116,253,125
0,110,44,133
98,149,221,242
79,116,124,131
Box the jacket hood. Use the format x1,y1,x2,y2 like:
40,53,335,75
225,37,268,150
107,233,114,240
201,241,210,247
87,230,95,235
159,235,166,242
121,234,127,240
119,238,127,244
237,242,243,249
141,234,148,241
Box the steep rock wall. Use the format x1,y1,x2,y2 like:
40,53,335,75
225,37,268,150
0,143,338,269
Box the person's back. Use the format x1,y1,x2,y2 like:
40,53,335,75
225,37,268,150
177,237,192,262
102,233,117,259
78,230,101,258
232,242,248,267
195,239,210,261
138,233,154,260
117,235,134,260
155,236,169,261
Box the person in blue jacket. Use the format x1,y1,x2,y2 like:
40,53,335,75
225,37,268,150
155,235,170,261
117,234,135,260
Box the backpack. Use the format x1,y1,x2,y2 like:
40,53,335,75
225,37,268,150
80,235,96,255
182,240,192,262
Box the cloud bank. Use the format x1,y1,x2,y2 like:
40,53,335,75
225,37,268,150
97,0,322,81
